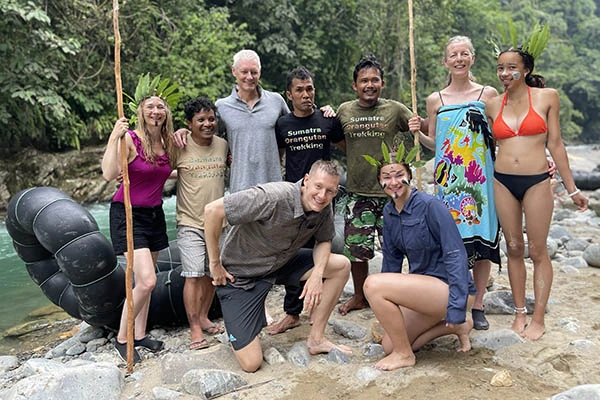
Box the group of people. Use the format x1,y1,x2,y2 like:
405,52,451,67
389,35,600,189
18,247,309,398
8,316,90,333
101,37,588,372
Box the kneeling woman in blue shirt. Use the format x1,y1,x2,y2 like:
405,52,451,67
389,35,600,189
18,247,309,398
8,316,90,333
364,157,476,371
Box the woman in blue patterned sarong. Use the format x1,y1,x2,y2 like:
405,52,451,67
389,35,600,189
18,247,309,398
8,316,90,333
418,36,500,331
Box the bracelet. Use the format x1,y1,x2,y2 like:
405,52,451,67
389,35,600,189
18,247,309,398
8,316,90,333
568,189,580,197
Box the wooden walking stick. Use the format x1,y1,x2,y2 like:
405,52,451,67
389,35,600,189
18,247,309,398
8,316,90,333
408,0,422,190
112,0,135,373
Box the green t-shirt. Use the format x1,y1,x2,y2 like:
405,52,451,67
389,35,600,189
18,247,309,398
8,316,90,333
337,98,413,195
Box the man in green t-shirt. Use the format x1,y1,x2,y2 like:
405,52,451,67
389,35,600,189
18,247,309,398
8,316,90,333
337,55,425,315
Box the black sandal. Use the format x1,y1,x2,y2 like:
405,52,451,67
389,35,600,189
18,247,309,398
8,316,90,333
472,308,489,330
134,336,164,352
115,341,141,364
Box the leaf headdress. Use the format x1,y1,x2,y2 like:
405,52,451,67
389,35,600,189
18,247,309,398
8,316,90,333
124,73,183,124
489,21,550,60
362,142,426,170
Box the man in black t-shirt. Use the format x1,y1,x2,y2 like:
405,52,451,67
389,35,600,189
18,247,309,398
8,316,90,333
276,66,345,183
268,66,345,335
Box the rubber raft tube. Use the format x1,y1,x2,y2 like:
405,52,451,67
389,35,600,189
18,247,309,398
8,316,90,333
5,187,219,330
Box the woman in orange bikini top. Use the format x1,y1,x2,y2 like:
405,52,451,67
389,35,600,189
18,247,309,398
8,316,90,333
485,47,587,342
492,86,547,140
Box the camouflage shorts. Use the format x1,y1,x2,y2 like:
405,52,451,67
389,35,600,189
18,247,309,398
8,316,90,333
343,193,386,261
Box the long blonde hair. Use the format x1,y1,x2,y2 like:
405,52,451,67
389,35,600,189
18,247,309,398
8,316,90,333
135,96,174,164
444,35,477,86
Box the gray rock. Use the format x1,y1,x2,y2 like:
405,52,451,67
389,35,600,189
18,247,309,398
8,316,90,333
547,238,559,258
563,256,589,269
355,366,382,382
0,356,18,374
327,348,350,364
549,384,600,399
553,208,574,221
548,225,574,241
564,238,590,252
65,341,86,356
5,362,123,400
471,329,525,351
45,336,81,358
181,369,247,399
287,342,311,367
161,352,219,385
583,243,600,268
86,337,108,352
569,340,595,350
559,265,580,274
360,343,385,358
76,324,106,343
152,387,185,399
329,319,367,340
263,347,286,365
151,387,185,399
557,317,580,333
483,290,541,314
17,358,65,378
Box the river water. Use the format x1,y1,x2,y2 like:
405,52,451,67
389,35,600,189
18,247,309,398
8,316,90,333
0,196,178,333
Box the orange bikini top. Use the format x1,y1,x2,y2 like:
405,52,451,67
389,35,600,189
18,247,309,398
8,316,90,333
492,87,547,140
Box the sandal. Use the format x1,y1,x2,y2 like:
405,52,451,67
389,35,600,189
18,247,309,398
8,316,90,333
202,323,225,335
189,338,210,350
134,336,164,352
472,308,489,330
115,341,141,364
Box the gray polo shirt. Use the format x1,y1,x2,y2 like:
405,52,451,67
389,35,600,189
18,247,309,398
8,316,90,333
221,180,335,288
216,86,290,193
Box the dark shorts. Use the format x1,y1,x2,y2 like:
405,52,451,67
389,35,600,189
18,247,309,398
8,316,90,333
217,249,314,350
109,201,169,255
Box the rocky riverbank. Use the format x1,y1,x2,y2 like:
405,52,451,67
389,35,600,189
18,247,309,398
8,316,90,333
1,146,600,399
1,194,600,399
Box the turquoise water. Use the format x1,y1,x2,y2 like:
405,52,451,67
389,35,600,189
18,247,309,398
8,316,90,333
0,196,178,333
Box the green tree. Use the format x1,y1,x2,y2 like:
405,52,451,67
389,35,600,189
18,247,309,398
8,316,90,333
0,0,81,152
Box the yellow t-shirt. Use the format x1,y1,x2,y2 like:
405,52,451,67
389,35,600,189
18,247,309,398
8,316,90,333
172,135,228,230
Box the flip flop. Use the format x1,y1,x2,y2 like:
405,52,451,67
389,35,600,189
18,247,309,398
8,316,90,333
202,323,224,335
189,338,210,350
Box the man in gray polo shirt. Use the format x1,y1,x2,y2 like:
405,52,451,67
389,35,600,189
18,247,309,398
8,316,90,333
204,160,351,372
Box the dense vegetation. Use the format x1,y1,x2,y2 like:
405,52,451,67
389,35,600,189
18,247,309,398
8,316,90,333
1,0,599,155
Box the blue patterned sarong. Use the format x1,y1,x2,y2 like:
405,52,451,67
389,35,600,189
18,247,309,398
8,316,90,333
434,101,500,268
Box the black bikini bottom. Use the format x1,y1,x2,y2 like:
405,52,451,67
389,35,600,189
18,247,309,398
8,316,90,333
494,171,550,202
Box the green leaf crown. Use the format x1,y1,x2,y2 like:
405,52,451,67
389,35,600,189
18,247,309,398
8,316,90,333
362,142,426,170
124,73,183,124
489,21,549,60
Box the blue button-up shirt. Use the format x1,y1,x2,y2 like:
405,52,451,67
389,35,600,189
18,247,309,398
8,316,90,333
381,189,475,324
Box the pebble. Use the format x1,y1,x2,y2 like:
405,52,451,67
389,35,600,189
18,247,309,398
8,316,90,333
287,342,310,367
329,319,367,340
490,369,512,387
583,243,600,267
181,369,247,399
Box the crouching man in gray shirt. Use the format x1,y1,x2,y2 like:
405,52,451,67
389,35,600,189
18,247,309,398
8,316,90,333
204,160,351,372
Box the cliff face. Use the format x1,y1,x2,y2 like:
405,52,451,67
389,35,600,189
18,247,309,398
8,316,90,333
0,146,176,214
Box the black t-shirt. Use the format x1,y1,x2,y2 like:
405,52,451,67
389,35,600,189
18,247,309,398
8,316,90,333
276,110,344,182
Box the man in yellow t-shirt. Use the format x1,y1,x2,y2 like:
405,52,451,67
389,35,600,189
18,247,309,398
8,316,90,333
171,97,229,350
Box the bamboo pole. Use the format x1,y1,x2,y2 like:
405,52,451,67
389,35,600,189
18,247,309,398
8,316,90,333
112,0,135,374
408,0,422,190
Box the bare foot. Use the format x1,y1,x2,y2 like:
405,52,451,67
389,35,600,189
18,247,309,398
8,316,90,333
307,338,352,355
267,315,301,335
373,351,416,370
454,318,473,352
511,313,527,334
338,296,368,316
522,320,545,340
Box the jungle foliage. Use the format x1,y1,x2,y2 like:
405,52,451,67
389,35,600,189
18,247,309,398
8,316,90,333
1,0,599,155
